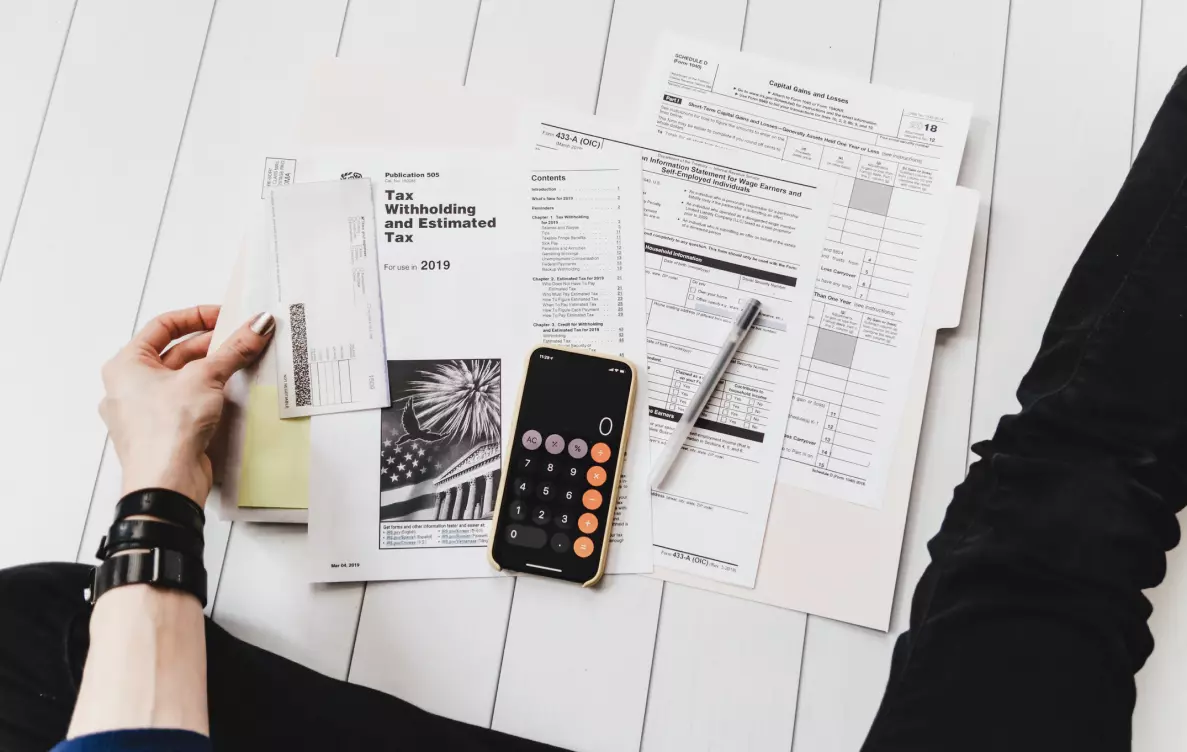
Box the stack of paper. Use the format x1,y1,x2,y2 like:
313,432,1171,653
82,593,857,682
211,33,976,631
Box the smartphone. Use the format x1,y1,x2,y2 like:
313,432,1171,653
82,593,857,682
488,346,636,586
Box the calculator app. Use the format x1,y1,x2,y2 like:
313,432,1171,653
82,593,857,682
490,347,634,584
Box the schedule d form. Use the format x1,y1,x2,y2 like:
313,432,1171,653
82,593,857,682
640,35,971,508
529,113,834,586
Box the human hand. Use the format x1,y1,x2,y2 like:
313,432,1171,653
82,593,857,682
99,306,275,506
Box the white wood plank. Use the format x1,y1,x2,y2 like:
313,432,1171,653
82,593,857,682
465,0,614,112
493,575,663,751
641,0,882,635
0,0,75,270
1130,0,1187,159
298,61,519,148
793,1,1011,750
968,0,1140,450
181,0,394,688
555,8,762,750
348,577,516,726
869,1,1010,627
133,0,350,331
77,441,127,567
336,0,480,81
75,0,348,613
641,584,806,752
633,4,878,746
413,7,666,745
493,6,757,745
212,523,364,679
595,0,748,119
331,0,523,728
741,0,879,81
1129,5,1187,748
1136,549,1187,752
0,0,214,568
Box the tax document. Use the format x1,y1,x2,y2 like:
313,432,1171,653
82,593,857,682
528,113,835,586
639,36,971,508
303,149,654,581
267,179,390,418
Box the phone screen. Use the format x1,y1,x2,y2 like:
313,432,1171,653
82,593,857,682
490,347,634,584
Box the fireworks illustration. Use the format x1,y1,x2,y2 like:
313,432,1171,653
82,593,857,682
407,360,501,444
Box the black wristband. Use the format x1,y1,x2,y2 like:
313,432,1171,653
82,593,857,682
97,518,204,561
115,488,204,535
87,549,207,607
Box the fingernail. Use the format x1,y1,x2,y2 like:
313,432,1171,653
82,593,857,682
250,312,275,337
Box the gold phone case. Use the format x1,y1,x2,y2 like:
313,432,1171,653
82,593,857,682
487,345,637,587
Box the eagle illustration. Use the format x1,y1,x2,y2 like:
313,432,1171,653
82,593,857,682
393,400,446,447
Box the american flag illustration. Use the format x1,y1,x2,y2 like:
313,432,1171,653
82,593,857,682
379,401,446,513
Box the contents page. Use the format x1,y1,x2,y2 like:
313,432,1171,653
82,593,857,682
526,168,629,353
529,114,834,586
518,161,651,574
640,35,970,509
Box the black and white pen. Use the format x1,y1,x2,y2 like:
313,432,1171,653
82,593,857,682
650,297,763,489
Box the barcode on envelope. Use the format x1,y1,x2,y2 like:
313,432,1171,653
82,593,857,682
289,303,312,407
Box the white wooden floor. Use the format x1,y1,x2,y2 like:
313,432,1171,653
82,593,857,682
1,1,1185,750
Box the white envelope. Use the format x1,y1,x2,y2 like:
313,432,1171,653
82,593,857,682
267,178,391,418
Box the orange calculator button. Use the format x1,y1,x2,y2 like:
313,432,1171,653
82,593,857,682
582,489,603,510
586,465,607,487
573,536,595,558
590,442,612,464
578,513,599,534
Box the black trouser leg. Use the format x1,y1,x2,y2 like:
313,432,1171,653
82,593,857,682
862,67,1187,752
0,562,562,752
0,563,90,751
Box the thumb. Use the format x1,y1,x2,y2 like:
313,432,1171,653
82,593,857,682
204,312,275,386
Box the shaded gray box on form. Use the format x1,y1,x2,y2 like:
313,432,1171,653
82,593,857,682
812,329,858,368
849,179,893,215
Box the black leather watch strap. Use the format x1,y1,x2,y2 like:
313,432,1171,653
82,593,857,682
97,518,204,561
115,488,204,534
87,549,207,607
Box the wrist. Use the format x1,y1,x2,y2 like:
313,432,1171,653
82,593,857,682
121,466,208,508
116,435,210,506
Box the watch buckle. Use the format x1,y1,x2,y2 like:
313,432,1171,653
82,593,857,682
84,566,98,605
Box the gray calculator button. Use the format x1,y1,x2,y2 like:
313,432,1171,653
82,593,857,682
522,430,543,450
505,524,546,549
508,500,528,522
567,438,588,459
545,434,565,454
